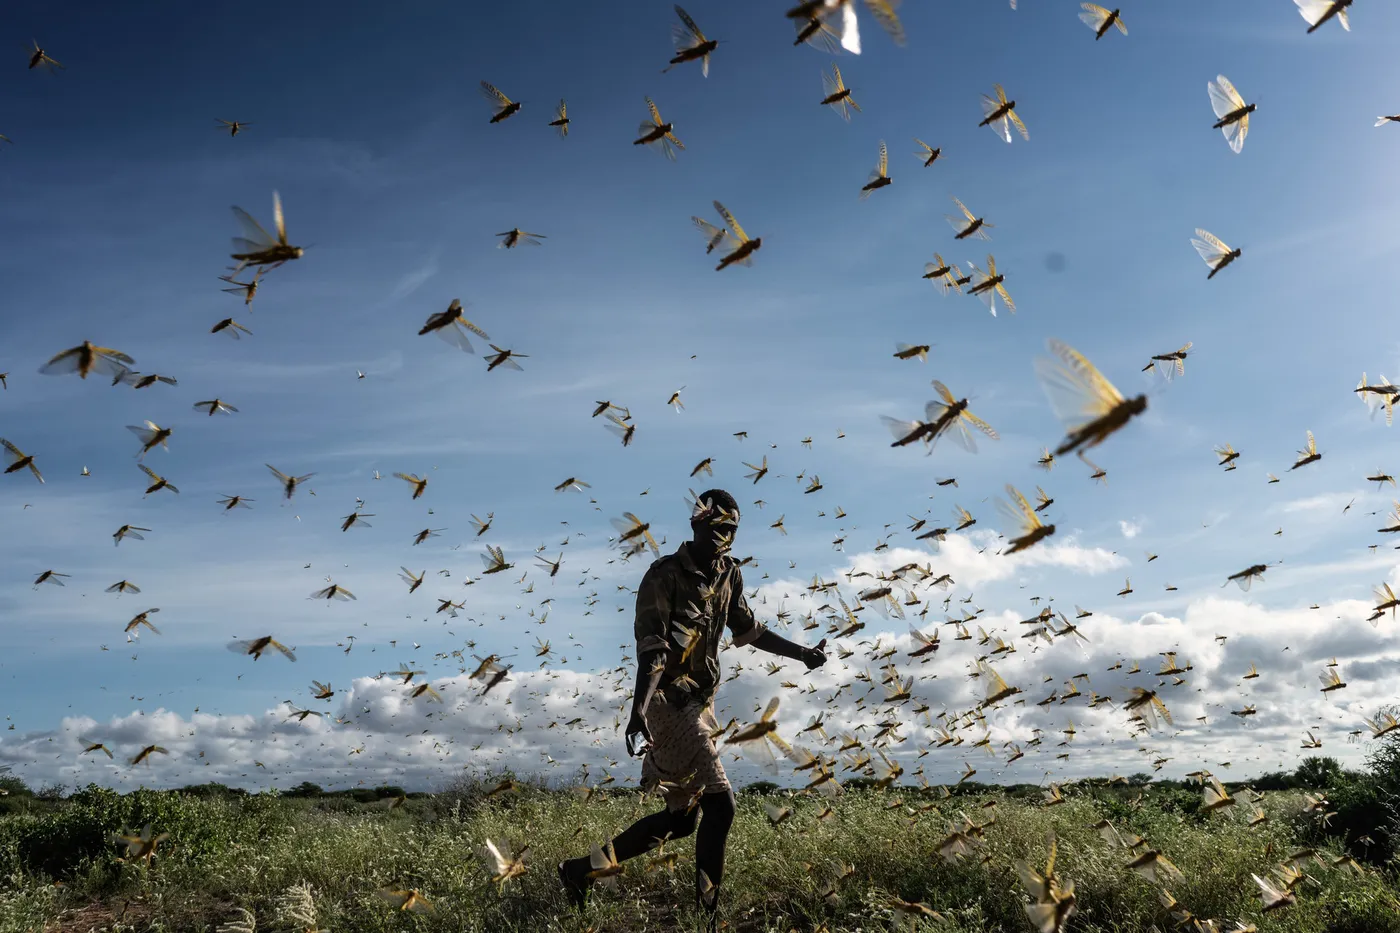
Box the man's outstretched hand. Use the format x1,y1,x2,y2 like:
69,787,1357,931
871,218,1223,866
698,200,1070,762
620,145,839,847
802,638,827,671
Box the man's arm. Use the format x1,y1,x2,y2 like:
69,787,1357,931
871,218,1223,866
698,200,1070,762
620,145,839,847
626,653,667,755
751,628,826,669
628,563,673,754
727,567,826,669
631,651,666,720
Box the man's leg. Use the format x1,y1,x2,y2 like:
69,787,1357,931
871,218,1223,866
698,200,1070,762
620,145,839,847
558,804,700,908
611,803,700,860
693,788,736,918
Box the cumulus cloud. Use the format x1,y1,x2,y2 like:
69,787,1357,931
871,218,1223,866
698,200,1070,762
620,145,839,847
5,555,1392,795
1119,520,1141,539
819,536,1125,590
12,668,630,793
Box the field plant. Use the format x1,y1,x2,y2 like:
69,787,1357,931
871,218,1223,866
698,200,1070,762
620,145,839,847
0,774,1396,933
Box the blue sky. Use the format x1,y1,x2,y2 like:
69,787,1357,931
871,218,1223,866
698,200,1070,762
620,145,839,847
2,0,1399,793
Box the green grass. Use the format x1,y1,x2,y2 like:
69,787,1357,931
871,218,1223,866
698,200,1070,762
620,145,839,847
1,782,1396,933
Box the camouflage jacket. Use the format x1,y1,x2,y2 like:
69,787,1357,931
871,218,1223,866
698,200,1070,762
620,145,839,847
634,541,766,706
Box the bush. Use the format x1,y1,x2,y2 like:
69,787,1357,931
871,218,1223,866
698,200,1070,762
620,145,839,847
1295,756,1343,789
312,796,359,814
2,785,1400,932
1145,783,1203,821
0,784,300,887
842,777,882,793
1284,724,1400,865
33,783,67,802
1367,706,1400,782
1253,770,1299,791
1322,774,1393,863
1360,716,1400,861
435,769,552,820
5,784,128,882
282,781,324,798
0,776,31,798
176,782,246,799
0,795,34,817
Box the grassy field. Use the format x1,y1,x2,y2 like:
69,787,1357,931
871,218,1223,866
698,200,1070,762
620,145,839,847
0,779,1396,933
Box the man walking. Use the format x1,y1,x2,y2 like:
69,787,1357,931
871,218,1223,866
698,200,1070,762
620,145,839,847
559,489,826,927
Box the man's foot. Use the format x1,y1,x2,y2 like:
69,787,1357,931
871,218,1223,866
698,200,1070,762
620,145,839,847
696,871,720,932
699,891,720,933
558,857,591,910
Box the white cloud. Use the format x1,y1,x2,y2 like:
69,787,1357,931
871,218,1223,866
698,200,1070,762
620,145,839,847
830,537,1127,589
1277,491,1361,516
1119,520,1141,539
10,668,629,793
7,545,1391,795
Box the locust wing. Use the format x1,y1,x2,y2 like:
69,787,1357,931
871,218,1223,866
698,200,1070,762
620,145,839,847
1191,229,1232,268
1034,339,1126,430
480,81,513,107
713,201,753,251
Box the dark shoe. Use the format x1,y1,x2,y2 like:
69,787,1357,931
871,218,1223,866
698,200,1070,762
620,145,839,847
700,893,720,933
558,857,591,910
696,874,720,932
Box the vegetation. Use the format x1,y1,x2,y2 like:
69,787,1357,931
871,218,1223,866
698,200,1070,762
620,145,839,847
0,760,1397,932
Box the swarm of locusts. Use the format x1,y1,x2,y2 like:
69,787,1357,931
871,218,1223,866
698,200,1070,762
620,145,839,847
6,2,1400,933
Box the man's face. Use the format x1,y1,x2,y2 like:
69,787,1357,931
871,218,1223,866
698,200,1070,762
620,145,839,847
693,504,738,557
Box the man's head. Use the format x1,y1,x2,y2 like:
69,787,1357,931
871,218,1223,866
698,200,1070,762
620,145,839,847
690,488,739,561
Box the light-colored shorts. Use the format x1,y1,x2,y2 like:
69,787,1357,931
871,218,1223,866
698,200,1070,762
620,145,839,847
640,695,730,811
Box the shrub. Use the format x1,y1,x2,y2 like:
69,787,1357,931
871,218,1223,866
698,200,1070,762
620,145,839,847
1145,783,1203,821
1253,770,1299,791
34,783,67,802
6,784,127,881
0,784,296,887
177,782,246,799
1322,774,1393,863
435,769,552,819
1295,756,1343,789
1360,716,1400,862
282,781,324,798
312,796,359,814
0,776,31,798
0,796,33,817
1284,725,1400,866
3,783,1399,932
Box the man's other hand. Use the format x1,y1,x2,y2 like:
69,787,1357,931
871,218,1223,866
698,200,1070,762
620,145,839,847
625,710,653,757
